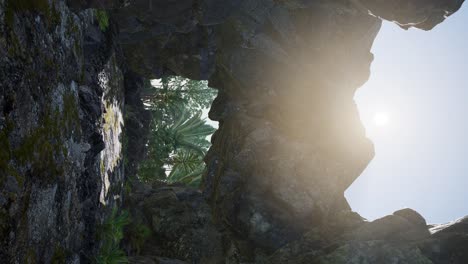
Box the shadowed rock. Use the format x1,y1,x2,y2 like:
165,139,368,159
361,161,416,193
129,256,189,264
1,0,467,262
356,0,465,30
268,209,465,264
124,183,225,263
420,217,468,264
105,0,465,256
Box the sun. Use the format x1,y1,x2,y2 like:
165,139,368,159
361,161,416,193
374,112,389,127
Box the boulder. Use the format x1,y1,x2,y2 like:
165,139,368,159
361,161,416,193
420,216,468,264
355,0,465,30
125,183,225,264
348,209,431,242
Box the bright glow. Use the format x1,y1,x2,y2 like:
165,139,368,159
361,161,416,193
374,112,389,127
347,4,468,224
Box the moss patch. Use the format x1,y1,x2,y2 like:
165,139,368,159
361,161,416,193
0,119,20,186
0,92,82,183
0,121,13,176
0,208,10,242
100,159,106,176
6,31,22,57
14,93,81,180
26,248,37,264
62,92,81,137
5,0,60,29
51,245,67,264
95,10,109,32
103,103,119,133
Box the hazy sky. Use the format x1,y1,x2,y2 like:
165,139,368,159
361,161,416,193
346,4,468,224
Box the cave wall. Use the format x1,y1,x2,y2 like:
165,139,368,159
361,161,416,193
103,0,380,250
107,0,467,262
0,1,137,262
0,0,466,263
105,0,465,252
203,1,380,250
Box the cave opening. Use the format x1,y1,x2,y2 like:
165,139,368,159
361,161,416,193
136,77,218,188
346,4,468,224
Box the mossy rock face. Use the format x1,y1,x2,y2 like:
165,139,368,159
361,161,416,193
5,0,60,29
0,208,9,242
124,183,225,263
0,120,14,186
11,91,81,182
0,0,127,262
95,9,109,31
0,89,82,185
50,245,67,264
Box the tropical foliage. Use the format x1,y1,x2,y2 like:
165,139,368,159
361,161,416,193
96,208,130,264
137,77,217,187
125,222,152,255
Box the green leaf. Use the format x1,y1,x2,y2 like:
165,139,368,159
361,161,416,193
137,77,217,187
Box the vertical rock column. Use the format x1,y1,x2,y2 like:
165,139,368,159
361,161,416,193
0,2,127,261
203,1,380,250
202,0,464,252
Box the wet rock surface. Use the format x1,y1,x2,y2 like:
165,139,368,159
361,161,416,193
1,0,467,263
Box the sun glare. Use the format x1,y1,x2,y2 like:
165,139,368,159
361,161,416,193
374,112,389,127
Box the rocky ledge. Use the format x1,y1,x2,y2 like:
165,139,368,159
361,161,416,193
125,183,468,264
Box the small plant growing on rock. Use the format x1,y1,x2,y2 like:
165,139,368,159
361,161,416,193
96,10,109,32
96,208,130,264
125,222,152,255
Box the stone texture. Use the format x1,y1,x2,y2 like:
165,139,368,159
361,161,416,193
267,211,468,264
66,0,122,10
420,217,468,264
347,209,431,242
108,0,466,262
356,0,465,30
202,0,378,251
268,209,431,264
129,256,189,264
1,0,467,263
124,182,225,264
0,1,145,262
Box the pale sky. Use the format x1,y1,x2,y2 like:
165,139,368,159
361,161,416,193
346,4,468,224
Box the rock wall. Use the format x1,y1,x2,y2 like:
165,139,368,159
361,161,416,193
0,1,140,262
103,0,465,254
108,0,467,263
1,0,467,263
204,1,379,250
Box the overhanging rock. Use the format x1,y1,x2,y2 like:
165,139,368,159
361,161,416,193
100,0,465,252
